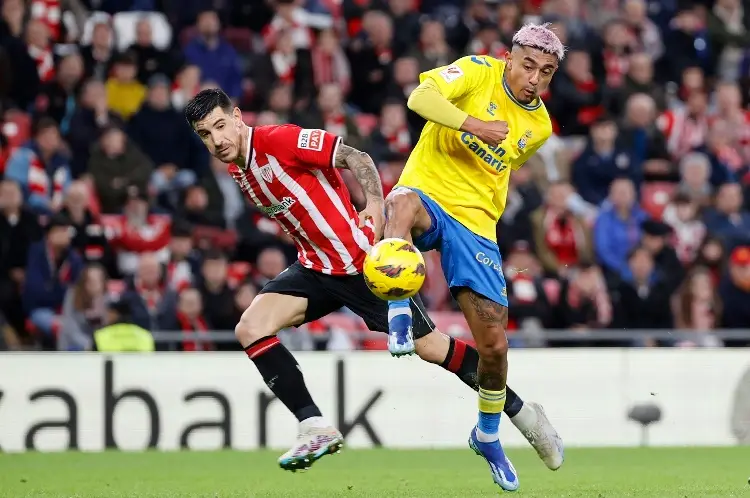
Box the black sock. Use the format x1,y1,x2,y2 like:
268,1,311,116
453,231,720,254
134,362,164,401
439,336,525,417
245,336,322,422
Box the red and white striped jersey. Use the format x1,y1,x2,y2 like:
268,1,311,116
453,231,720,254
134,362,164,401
229,125,374,276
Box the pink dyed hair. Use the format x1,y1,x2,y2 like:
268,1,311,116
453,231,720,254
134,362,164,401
512,23,566,61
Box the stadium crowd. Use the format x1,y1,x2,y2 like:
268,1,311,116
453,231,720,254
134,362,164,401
0,0,749,351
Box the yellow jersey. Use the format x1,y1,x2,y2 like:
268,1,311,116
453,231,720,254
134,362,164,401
398,55,552,242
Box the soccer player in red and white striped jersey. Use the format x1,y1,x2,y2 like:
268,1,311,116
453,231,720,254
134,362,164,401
185,89,562,474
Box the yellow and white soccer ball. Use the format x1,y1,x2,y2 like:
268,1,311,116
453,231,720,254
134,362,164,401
363,238,426,300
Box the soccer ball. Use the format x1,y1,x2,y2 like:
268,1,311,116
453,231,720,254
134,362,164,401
363,238,426,300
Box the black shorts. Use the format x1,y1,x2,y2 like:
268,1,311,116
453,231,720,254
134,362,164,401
258,262,435,339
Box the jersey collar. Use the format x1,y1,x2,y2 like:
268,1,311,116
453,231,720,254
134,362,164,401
501,73,542,112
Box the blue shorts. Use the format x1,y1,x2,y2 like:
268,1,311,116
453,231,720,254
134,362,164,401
407,188,508,307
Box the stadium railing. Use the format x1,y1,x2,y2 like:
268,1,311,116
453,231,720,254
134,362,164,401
150,328,750,348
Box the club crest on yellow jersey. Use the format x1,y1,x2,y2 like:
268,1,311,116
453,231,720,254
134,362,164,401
517,129,533,150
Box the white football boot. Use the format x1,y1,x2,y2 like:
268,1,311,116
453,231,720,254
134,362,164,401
278,421,344,472
512,402,565,470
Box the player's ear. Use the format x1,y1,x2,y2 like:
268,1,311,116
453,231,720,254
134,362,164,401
232,107,243,127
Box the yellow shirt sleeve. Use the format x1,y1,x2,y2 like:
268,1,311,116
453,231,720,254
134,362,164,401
419,55,492,102
407,79,469,130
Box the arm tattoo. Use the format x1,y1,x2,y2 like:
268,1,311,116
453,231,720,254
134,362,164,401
334,143,384,204
465,291,509,327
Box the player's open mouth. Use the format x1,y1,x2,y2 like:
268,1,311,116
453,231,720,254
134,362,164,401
522,88,535,98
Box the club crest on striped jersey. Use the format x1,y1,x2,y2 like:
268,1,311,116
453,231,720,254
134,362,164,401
260,164,274,183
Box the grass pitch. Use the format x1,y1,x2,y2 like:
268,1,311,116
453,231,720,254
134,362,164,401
1,447,749,497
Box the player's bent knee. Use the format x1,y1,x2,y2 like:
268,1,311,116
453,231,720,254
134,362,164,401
475,329,509,361
234,315,275,346
385,188,421,219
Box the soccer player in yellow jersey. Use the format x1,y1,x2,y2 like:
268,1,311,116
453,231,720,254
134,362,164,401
382,24,565,492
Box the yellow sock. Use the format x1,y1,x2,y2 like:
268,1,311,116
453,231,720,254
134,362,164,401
478,386,506,414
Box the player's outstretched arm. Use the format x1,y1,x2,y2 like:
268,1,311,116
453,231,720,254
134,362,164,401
334,143,385,241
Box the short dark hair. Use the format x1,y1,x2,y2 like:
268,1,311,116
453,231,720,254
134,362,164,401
184,88,233,128
33,116,58,136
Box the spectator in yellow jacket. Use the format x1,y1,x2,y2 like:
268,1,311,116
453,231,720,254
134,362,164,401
105,53,146,120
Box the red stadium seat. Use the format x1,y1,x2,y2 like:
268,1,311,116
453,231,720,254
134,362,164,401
223,27,253,53
641,182,677,220
354,114,379,136
430,312,474,345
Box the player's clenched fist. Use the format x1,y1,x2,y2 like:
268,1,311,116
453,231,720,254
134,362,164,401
462,116,509,147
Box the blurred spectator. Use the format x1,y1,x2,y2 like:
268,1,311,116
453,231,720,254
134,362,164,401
388,0,421,55
254,246,288,288
572,116,634,206
105,53,146,120
35,53,84,134
549,47,604,136
294,83,364,151
261,84,293,123
703,182,750,246
672,267,722,342
0,179,42,340
711,82,750,164
557,262,613,330
253,28,314,110
171,64,201,111
720,245,750,329
612,245,673,336
197,250,235,332
347,10,394,114
409,19,456,73
657,89,709,160
708,0,750,82
531,181,593,278
662,192,707,264
128,74,200,208
163,226,194,293
128,17,177,84
183,11,242,102
108,185,171,275
694,236,727,287
613,52,666,115
5,116,70,214
88,125,152,213
367,99,412,163
263,0,332,51
59,263,108,351
66,80,124,178
639,219,684,294
597,19,637,90
593,178,646,281
232,280,257,324
498,165,542,256
696,119,744,187
60,180,115,273
23,213,83,349
1,0,41,109
24,19,54,84
119,252,177,331
663,5,711,82
622,0,664,60
311,28,351,96
200,155,245,230
178,184,225,228
617,93,669,173
171,287,214,351
80,21,117,81
677,151,713,207
504,241,553,334
93,298,155,352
